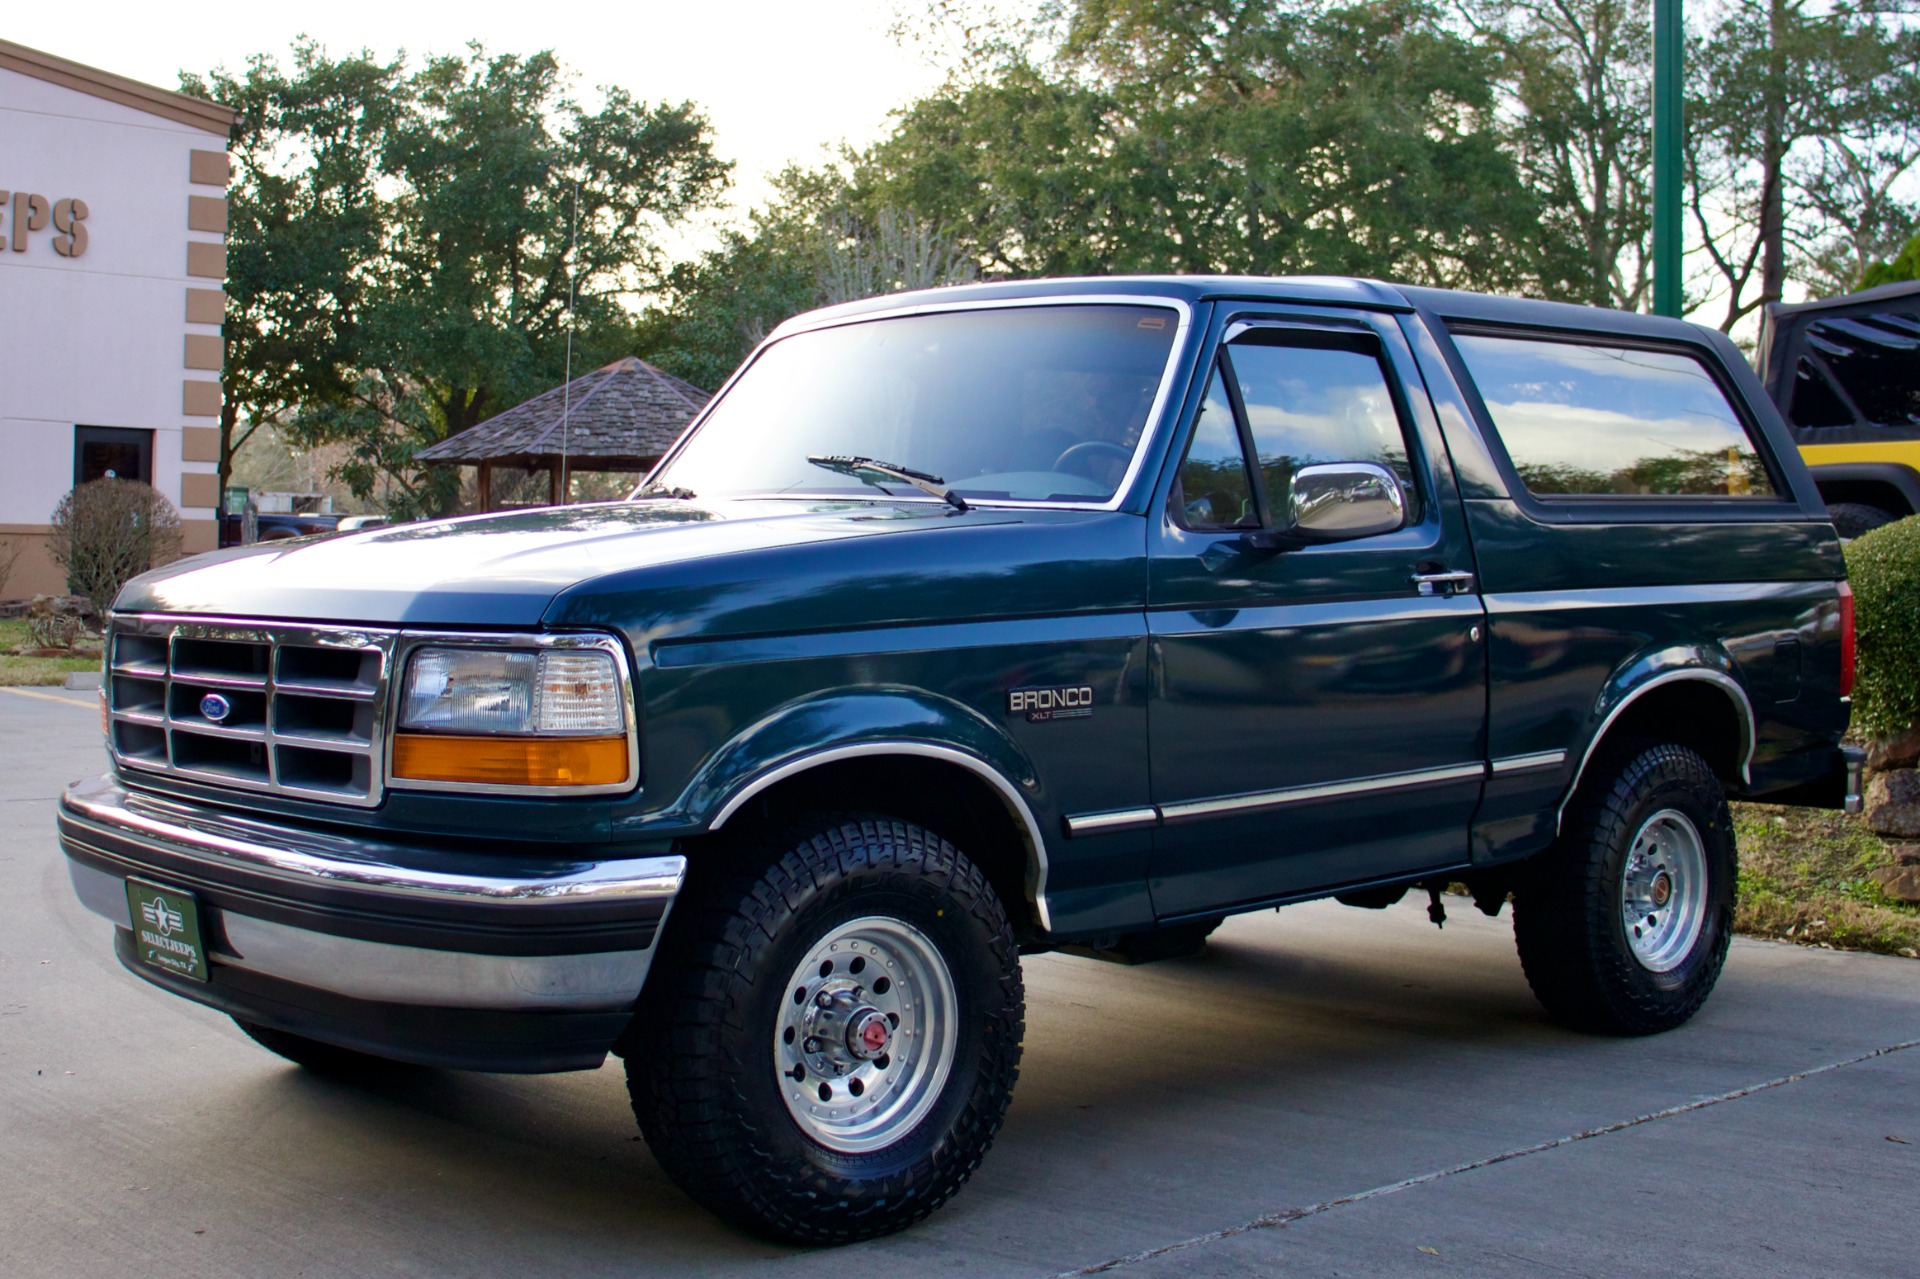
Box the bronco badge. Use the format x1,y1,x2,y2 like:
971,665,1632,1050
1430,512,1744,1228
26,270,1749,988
1008,685,1094,722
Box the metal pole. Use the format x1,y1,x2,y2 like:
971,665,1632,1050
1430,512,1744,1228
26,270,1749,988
1652,0,1684,318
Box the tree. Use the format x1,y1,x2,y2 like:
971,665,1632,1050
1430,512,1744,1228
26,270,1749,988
1461,0,1656,309
187,44,729,519
857,0,1556,290
637,166,976,390
1860,229,1920,288
46,480,183,614
1687,0,1920,328
181,43,407,505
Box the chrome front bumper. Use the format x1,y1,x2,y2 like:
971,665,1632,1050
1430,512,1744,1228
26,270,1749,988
58,775,684,1065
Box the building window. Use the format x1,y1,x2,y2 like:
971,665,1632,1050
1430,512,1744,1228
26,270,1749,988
74,426,153,486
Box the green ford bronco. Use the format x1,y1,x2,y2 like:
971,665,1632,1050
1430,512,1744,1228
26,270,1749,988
57,277,1861,1242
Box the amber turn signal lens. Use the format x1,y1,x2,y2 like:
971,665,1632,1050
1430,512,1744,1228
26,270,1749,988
391,733,630,788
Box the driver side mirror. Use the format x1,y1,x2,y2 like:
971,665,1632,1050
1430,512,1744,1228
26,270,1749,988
1240,462,1407,552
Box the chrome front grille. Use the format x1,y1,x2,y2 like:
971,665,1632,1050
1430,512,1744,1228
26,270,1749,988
106,616,397,806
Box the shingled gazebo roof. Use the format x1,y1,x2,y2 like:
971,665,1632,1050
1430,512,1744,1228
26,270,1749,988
416,357,711,473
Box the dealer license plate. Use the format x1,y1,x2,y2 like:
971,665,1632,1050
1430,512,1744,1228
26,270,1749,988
125,879,208,982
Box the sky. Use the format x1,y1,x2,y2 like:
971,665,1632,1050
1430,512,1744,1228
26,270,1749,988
8,0,962,246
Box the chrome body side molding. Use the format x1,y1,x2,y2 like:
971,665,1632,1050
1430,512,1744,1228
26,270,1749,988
1490,750,1568,776
1065,762,1489,834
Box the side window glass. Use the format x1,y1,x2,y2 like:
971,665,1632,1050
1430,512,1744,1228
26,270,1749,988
1226,335,1420,521
1175,366,1257,529
1453,333,1776,498
1804,311,1920,428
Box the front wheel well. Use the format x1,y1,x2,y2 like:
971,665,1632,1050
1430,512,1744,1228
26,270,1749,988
703,754,1046,945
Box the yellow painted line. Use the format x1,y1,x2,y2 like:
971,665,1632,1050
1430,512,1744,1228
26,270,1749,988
0,685,98,709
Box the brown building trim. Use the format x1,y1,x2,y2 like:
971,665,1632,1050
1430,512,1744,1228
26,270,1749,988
187,195,227,233
0,39,234,135
183,379,221,418
184,334,222,371
179,472,220,510
186,241,225,279
189,149,230,187
180,518,218,555
185,288,224,325
181,427,219,464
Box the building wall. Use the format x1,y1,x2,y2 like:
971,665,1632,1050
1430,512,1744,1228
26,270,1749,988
0,60,227,600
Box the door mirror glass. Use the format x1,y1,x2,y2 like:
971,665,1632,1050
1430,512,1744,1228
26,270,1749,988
1287,462,1406,540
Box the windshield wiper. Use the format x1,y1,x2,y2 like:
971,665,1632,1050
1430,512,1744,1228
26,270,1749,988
806,455,970,512
636,484,697,500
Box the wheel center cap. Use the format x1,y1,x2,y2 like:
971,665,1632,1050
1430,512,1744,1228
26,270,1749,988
848,1009,891,1060
1651,872,1674,908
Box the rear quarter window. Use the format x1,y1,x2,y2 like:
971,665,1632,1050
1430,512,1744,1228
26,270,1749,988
1452,333,1775,499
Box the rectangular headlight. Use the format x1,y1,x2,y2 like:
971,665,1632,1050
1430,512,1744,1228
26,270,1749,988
393,645,631,790
398,647,624,736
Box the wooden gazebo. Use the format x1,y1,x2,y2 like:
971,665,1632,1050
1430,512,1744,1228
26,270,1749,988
416,357,711,510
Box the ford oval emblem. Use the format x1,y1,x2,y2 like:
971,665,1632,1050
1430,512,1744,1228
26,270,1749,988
199,693,232,723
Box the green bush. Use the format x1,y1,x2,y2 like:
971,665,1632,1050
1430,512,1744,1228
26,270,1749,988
1843,514,1920,739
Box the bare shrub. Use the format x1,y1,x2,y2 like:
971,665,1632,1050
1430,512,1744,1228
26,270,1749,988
26,596,87,650
0,536,20,599
46,479,183,614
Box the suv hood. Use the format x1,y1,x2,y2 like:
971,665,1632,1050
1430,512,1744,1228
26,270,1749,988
118,499,1021,627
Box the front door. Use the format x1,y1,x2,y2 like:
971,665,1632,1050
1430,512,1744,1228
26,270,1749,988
1146,308,1488,919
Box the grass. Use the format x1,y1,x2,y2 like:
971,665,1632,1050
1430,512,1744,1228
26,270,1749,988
1732,801,1920,958
0,618,101,686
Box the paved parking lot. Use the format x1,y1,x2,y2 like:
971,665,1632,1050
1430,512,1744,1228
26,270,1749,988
4,683,1917,1277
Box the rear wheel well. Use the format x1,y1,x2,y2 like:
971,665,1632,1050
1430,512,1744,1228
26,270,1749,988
1816,479,1914,517
705,755,1044,945
1581,679,1746,794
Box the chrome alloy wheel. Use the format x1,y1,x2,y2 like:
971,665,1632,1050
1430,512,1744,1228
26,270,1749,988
1620,808,1709,973
774,916,958,1154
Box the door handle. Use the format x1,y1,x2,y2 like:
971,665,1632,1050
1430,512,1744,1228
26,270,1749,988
1410,569,1475,597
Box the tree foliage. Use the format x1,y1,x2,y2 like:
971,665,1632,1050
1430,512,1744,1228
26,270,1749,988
46,480,183,614
189,43,729,518
1688,0,1920,327
1859,229,1920,288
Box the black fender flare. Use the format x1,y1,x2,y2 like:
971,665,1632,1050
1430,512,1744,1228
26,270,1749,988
1807,462,1920,515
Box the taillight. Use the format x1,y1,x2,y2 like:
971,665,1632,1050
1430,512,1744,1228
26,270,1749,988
1838,581,1856,698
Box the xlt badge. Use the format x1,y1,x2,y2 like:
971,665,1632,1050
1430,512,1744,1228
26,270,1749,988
1008,685,1094,722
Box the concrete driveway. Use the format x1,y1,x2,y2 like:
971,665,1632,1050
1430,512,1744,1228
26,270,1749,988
3,683,1916,1277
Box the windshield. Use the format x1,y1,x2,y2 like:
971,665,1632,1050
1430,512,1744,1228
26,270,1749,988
649,303,1181,505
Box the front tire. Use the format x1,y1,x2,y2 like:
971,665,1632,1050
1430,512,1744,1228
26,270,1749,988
1513,743,1735,1035
625,814,1024,1244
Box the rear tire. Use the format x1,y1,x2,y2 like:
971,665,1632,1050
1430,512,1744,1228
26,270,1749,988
234,1019,398,1076
1828,501,1898,539
1513,743,1735,1035
625,814,1024,1244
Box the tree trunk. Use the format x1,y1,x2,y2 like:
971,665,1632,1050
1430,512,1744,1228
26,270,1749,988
1760,0,1788,306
